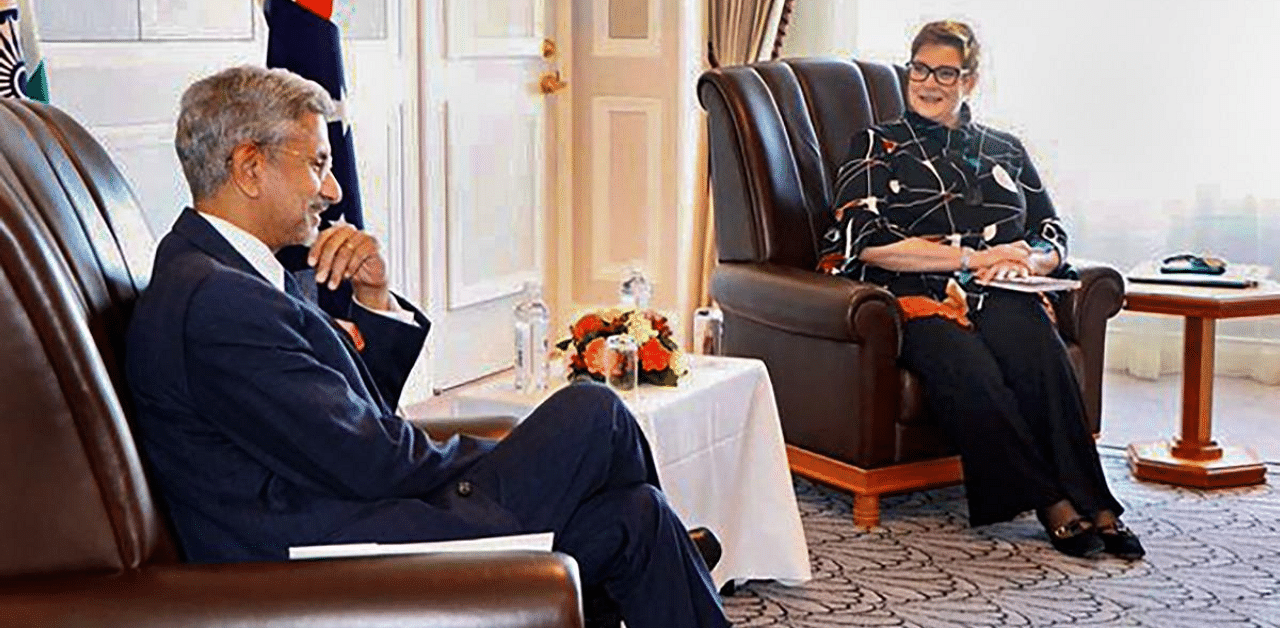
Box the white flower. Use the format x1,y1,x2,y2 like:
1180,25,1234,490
627,313,657,342
669,351,689,376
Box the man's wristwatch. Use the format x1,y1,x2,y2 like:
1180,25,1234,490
959,247,975,273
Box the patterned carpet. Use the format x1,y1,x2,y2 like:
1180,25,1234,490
724,450,1280,627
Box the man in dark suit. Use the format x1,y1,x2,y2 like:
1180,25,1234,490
126,65,729,628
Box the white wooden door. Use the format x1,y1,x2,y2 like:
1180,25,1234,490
422,0,563,390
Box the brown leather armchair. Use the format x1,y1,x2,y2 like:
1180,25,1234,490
0,98,581,627
698,58,1124,527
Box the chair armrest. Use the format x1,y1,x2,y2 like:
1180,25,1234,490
407,414,519,441
1054,262,1125,344
0,551,582,628
711,261,906,468
711,262,902,345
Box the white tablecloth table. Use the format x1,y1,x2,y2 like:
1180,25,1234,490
440,355,811,588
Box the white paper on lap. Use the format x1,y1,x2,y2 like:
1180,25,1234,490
288,531,554,560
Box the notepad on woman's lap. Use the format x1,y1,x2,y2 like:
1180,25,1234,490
976,276,1082,293
289,531,554,560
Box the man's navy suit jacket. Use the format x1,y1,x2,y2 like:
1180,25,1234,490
126,209,520,562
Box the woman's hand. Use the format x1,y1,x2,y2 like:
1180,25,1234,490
976,240,1063,278
975,242,1032,266
972,242,1033,283
975,258,1032,283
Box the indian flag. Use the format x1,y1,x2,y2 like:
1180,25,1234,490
0,0,48,102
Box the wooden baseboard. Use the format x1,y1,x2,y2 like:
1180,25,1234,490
787,445,964,528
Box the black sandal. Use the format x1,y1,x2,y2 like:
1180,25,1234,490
1097,521,1145,560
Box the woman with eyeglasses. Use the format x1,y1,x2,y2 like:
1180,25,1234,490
817,20,1143,560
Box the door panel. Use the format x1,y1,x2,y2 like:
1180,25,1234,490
446,0,543,57
584,96,663,287
444,68,541,308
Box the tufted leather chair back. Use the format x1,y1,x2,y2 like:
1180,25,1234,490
699,58,905,270
0,97,175,579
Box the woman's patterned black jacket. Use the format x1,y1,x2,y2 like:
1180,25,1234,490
817,104,1071,306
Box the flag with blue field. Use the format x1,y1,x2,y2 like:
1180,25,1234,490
264,0,363,230
265,0,365,313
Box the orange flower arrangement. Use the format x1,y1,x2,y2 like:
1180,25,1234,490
556,308,687,386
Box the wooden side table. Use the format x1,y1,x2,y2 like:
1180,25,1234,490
1122,280,1280,488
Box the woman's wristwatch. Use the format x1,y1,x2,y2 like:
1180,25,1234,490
959,247,976,272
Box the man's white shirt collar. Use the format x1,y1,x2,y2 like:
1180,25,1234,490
197,212,286,292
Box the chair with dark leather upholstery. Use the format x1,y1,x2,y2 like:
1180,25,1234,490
0,97,582,628
697,57,1124,528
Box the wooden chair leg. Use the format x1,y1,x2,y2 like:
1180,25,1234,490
853,493,880,528
787,445,964,530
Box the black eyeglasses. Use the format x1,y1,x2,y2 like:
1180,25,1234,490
906,60,969,86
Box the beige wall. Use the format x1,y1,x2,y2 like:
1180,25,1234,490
779,0,857,58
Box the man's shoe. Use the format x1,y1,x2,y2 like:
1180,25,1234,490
689,527,722,571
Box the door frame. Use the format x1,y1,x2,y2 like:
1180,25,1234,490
548,0,576,355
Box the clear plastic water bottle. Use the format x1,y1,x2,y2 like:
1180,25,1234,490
692,305,724,355
513,280,550,393
619,265,652,309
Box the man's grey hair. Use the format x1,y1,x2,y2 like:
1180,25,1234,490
175,65,335,202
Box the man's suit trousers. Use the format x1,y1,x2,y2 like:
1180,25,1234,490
459,383,729,628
